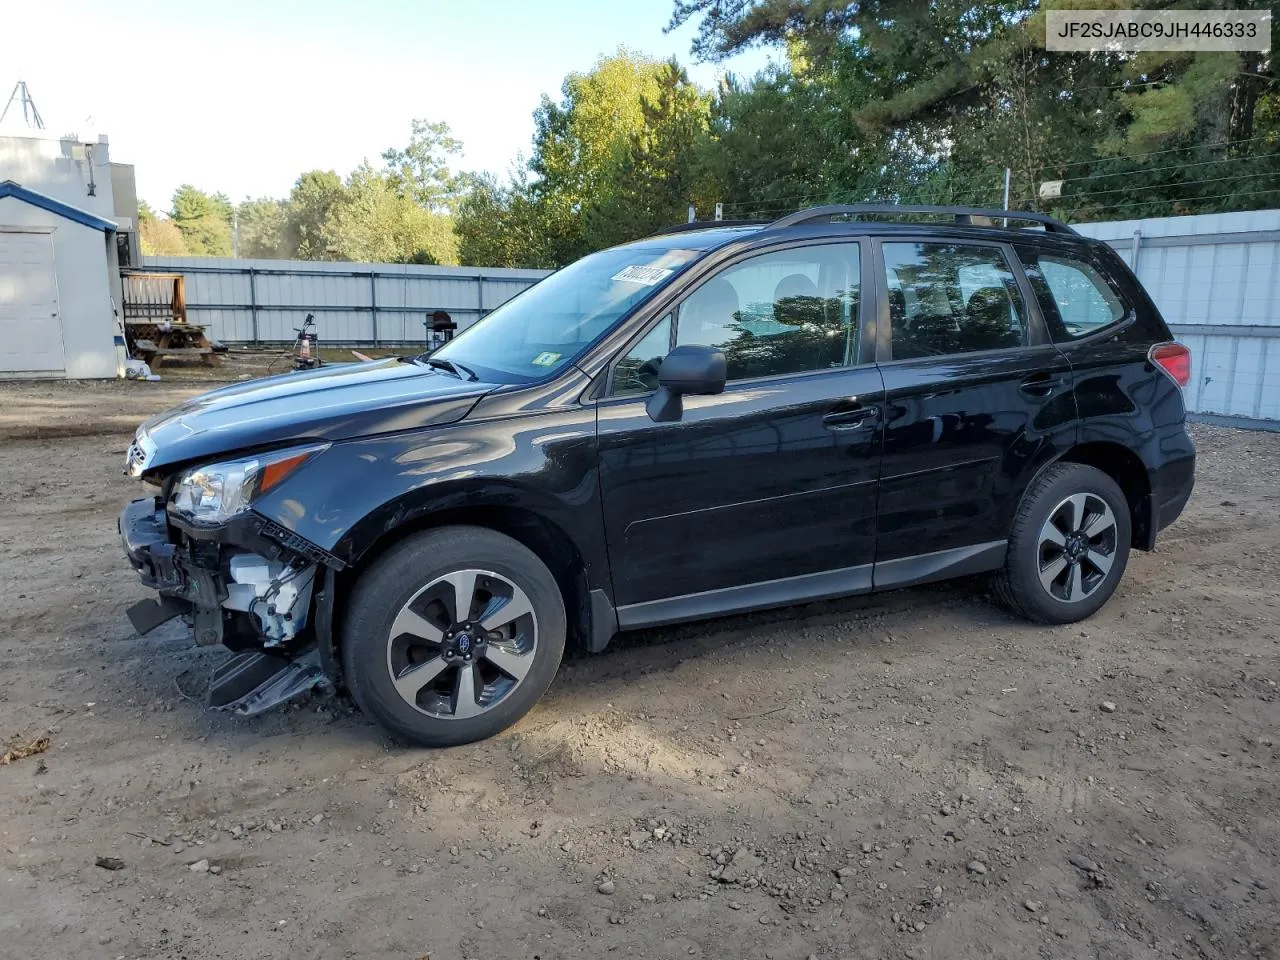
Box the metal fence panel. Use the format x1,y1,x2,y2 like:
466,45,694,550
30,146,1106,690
143,255,550,348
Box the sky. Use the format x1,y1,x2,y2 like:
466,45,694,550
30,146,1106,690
1,0,776,211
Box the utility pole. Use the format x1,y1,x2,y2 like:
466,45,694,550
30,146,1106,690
0,80,45,129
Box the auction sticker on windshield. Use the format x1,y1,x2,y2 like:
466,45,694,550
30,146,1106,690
531,351,562,367
612,265,675,286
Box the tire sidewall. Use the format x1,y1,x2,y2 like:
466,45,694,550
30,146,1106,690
342,527,566,747
1008,465,1132,624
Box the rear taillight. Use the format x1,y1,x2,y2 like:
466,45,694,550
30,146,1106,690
1150,341,1191,388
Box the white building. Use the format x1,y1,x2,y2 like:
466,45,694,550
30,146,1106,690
0,132,137,378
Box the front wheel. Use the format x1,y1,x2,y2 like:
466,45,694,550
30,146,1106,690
993,463,1132,625
341,526,566,747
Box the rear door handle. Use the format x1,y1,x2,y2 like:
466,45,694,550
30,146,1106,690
823,403,880,430
1018,374,1064,398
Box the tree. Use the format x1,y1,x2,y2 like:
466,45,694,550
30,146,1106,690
455,169,550,268
235,197,291,259
284,170,344,260
587,59,710,246
529,48,673,263
139,217,189,256
382,119,465,213
322,165,458,265
170,184,233,256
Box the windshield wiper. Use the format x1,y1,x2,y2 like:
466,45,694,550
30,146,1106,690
422,357,479,381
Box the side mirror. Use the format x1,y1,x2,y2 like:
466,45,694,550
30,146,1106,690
646,344,727,423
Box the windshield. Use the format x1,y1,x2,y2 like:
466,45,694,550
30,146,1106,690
431,245,701,383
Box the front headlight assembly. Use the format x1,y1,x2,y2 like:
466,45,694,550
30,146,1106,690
169,444,328,525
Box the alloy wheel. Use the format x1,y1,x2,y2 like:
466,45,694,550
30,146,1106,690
1037,493,1118,603
385,568,538,719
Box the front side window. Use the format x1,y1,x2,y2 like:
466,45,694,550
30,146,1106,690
432,244,701,383
672,243,861,382
882,242,1028,359
1016,248,1126,341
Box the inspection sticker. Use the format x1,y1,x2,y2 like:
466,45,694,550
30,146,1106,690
611,265,675,286
531,351,562,367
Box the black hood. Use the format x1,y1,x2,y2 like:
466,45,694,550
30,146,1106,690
138,359,493,472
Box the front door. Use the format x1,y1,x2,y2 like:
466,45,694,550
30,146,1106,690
871,237,1077,582
0,230,64,373
595,240,885,625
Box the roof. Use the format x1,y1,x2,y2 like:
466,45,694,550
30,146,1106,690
620,225,764,253
0,180,117,232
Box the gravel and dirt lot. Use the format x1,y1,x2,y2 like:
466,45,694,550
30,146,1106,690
1,376,1277,960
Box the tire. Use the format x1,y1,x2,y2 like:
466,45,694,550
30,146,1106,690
341,525,566,747
992,463,1132,625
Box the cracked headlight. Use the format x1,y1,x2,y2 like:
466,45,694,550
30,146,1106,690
169,444,328,525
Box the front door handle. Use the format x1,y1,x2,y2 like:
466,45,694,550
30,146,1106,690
823,403,879,430
1018,374,1064,398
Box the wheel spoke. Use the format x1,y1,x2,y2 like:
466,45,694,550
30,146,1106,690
1065,493,1089,532
1083,507,1115,539
1039,555,1068,592
450,663,484,718
390,607,444,644
392,656,450,702
484,644,534,681
1040,523,1067,548
480,591,533,632
1066,562,1085,602
1086,548,1114,576
443,570,479,624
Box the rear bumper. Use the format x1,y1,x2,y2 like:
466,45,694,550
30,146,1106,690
1147,427,1196,543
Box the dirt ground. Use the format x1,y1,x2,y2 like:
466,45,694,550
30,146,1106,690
0,377,1277,960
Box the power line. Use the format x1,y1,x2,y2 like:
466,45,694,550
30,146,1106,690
1055,168,1280,202
1032,137,1274,175
1057,150,1280,184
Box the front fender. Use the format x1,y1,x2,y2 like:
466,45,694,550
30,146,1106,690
250,407,605,576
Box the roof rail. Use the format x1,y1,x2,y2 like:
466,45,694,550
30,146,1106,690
648,219,769,237
768,204,1077,236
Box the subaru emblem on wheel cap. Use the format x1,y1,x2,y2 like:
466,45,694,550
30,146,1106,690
456,633,471,654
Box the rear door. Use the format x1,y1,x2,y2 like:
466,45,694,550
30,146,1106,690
871,236,1077,584
0,229,65,373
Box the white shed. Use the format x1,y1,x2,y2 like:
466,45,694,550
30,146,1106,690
0,180,121,378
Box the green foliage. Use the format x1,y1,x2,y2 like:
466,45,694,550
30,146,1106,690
170,184,233,256
382,119,465,212
285,170,345,260
235,198,290,259
672,0,1280,221
321,164,458,265
139,217,189,256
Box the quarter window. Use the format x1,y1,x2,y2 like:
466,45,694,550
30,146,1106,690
610,314,672,397
1018,250,1126,340
882,242,1028,359
673,244,860,382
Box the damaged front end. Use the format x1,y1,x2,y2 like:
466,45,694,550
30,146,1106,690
119,436,342,716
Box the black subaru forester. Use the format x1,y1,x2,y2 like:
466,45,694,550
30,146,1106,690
120,205,1195,746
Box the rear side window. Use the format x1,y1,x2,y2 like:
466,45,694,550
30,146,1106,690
881,242,1028,359
1016,247,1127,342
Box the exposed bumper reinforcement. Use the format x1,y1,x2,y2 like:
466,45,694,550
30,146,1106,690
208,648,329,716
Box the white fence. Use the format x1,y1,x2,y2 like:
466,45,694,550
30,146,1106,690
141,256,551,345
148,209,1280,425
1076,209,1280,425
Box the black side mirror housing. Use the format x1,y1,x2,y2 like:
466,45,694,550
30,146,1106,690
646,344,727,423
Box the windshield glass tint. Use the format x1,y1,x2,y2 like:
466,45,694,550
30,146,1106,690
432,246,701,382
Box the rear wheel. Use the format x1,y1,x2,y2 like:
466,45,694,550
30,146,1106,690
342,526,565,746
993,463,1132,624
